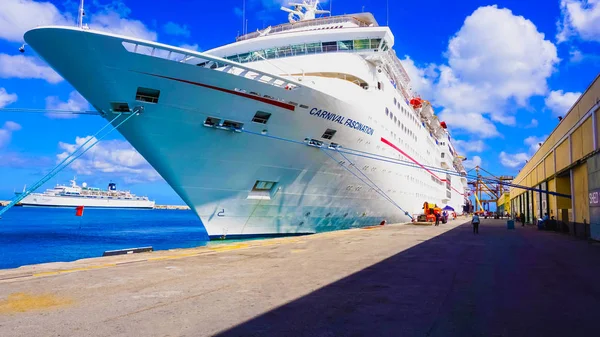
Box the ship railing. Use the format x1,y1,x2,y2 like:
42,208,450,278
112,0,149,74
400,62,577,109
121,40,302,91
381,49,412,101
236,15,374,42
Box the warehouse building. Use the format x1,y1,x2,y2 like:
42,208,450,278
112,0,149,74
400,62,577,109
510,74,600,240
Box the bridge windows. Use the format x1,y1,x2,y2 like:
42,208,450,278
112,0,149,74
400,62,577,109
220,38,385,65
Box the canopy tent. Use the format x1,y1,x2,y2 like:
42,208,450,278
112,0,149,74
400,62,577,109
442,205,455,211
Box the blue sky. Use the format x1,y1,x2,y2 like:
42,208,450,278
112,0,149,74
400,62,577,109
0,0,599,204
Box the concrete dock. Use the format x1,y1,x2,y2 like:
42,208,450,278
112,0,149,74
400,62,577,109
1,218,600,336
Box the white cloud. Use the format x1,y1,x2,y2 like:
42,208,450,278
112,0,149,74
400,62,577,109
89,11,157,41
57,136,161,183
545,90,581,116
499,152,530,168
45,90,90,119
0,0,157,43
499,134,548,169
453,139,485,153
0,53,63,83
557,0,600,42
524,135,548,153
438,109,500,138
163,21,190,37
0,121,22,148
0,88,18,108
463,155,482,169
570,48,585,62
404,5,558,138
179,43,200,51
0,0,73,42
526,119,539,128
400,56,435,99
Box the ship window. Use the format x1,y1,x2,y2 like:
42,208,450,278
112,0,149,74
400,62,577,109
252,111,271,124
322,41,337,52
241,53,255,63
381,41,389,51
353,39,369,50
204,116,221,127
278,46,292,57
292,43,306,55
385,107,389,116
337,40,353,51
322,129,337,140
441,153,445,158
252,180,276,191
370,38,382,49
265,48,277,59
135,87,160,103
111,102,130,113
394,98,397,105
306,42,321,53
394,116,397,123
390,112,394,120
222,120,244,130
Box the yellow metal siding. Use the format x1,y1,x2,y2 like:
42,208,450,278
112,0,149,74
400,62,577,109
544,154,555,177
571,125,583,163
581,117,594,156
548,178,557,219
555,140,570,172
573,163,589,223
511,75,599,214
556,175,571,210
536,164,545,184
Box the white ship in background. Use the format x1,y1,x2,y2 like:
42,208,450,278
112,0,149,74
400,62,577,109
18,179,155,209
24,0,468,238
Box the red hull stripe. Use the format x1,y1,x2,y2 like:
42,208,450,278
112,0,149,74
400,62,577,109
141,72,296,111
380,137,464,196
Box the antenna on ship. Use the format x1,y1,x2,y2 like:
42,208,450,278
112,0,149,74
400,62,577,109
242,0,246,35
78,0,85,28
386,0,389,26
281,1,330,23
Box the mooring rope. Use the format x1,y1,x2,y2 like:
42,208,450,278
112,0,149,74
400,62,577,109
0,112,138,218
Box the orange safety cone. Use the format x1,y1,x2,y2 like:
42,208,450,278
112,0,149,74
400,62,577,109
75,205,84,217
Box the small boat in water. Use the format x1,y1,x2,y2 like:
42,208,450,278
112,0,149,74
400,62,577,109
16,178,155,209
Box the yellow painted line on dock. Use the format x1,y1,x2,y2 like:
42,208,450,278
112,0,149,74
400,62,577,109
33,263,117,277
21,236,312,281
0,292,73,314
209,243,250,252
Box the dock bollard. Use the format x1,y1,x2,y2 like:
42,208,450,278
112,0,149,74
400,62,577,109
102,246,153,256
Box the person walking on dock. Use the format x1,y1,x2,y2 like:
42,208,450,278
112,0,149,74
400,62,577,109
472,214,480,234
520,213,525,227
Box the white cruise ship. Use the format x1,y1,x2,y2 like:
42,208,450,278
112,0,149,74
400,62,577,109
18,179,155,209
24,1,468,238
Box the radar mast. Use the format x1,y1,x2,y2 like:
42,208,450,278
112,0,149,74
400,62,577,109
280,0,330,23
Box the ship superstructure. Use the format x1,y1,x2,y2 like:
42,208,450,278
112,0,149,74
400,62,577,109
24,0,467,237
19,179,155,209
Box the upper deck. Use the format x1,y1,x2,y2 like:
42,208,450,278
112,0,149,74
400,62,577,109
236,13,379,42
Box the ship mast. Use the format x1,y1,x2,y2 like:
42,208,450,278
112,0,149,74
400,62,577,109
280,1,330,23
78,0,85,28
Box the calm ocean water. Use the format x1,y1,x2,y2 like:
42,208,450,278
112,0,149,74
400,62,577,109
0,207,209,270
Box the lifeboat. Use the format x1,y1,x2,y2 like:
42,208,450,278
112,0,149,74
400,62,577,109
420,102,434,120
410,97,423,109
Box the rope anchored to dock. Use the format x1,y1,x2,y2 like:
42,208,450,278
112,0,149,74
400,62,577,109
0,111,140,218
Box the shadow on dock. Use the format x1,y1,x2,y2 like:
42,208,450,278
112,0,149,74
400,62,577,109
216,220,600,337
